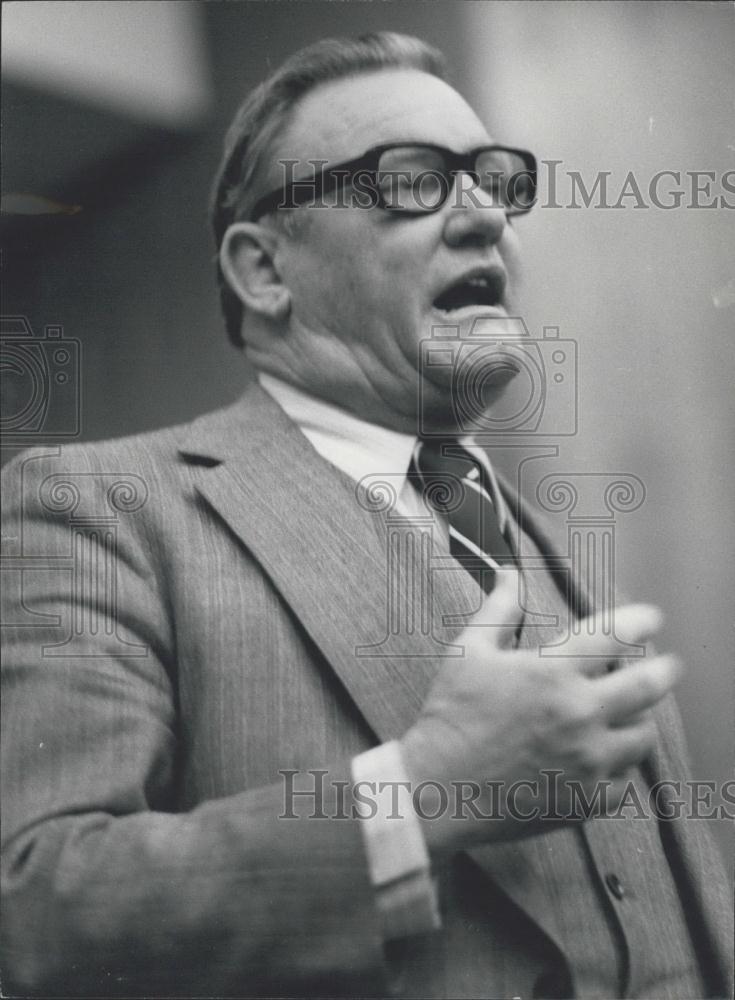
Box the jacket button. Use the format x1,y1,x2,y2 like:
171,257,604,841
605,872,625,900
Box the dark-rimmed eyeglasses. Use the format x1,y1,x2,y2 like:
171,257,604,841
250,143,537,221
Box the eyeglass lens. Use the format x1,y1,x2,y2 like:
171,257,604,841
375,145,534,214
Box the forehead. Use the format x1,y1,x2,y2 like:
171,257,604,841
272,68,491,172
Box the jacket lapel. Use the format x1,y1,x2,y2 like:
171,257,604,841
179,384,447,742
180,388,572,957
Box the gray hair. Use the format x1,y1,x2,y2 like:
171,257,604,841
210,31,447,346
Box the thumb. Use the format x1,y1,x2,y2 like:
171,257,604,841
470,569,523,649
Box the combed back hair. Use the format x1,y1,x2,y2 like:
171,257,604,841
210,31,447,346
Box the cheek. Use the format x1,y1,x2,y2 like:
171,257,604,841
287,246,378,338
500,229,523,282
289,214,427,330
303,219,372,300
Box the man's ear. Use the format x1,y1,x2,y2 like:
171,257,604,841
219,222,291,322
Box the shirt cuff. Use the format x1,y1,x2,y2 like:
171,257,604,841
351,741,441,941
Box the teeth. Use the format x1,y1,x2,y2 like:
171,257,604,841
432,272,502,313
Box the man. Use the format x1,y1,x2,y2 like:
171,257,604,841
1,32,731,999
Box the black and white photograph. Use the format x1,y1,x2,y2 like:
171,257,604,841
1,2,733,997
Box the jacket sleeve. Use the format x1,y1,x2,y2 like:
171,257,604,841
1,446,386,997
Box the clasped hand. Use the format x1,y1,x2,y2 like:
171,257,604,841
400,571,679,850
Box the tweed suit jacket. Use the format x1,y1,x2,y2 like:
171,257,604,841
1,383,732,998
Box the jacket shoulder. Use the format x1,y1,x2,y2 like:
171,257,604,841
2,403,238,479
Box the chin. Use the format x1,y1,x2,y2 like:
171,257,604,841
416,366,523,439
413,381,464,438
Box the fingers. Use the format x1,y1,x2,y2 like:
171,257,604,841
569,605,664,675
598,716,660,774
606,604,664,646
472,569,523,649
595,653,683,724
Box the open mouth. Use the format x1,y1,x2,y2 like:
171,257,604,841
433,270,505,314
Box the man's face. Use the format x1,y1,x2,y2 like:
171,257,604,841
264,68,524,433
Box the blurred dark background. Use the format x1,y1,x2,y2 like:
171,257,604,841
2,0,733,865
2,0,476,435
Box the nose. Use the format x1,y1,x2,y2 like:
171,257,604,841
442,173,508,249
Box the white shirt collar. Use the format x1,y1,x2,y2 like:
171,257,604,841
258,372,508,531
258,372,416,487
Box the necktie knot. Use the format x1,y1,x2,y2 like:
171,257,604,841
410,439,517,588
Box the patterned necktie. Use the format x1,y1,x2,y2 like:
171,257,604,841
410,439,517,592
